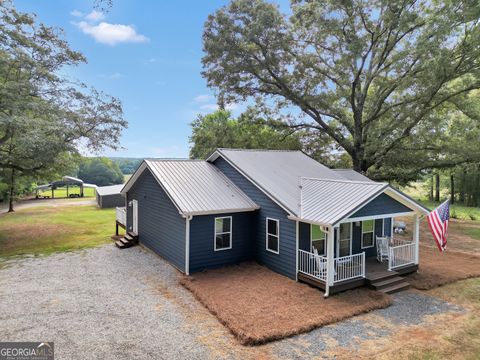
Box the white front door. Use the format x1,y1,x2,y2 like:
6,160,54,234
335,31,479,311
132,199,138,234
338,222,352,257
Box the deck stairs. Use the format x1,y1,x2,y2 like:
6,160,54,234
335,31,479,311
366,270,410,294
115,232,138,249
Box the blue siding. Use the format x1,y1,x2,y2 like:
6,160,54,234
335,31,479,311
213,157,297,279
127,169,186,272
189,211,255,272
348,193,413,218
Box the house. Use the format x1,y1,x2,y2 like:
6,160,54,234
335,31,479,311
116,149,429,296
95,184,125,208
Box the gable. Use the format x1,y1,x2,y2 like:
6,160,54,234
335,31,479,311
347,193,414,219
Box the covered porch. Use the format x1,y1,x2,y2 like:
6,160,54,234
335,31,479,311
292,177,429,296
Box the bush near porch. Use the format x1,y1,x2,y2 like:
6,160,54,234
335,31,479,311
180,262,391,345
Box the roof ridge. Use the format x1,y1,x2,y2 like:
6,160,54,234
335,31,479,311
301,176,386,186
218,148,302,153
145,158,204,162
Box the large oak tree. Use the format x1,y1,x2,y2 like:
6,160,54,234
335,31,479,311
202,0,480,176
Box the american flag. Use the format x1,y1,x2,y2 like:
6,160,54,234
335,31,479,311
427,200,450,252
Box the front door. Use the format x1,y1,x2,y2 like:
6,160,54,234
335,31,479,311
132,199,138,235
338,222,352,257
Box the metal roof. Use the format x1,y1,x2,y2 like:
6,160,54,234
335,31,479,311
300,178,389,226
207,149,346,215
122,159,259,216
96,184,124,196
332,169,373,182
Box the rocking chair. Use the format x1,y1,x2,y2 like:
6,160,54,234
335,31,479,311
376,236,390,263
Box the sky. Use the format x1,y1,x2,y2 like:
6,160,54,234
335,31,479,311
15,0,290,159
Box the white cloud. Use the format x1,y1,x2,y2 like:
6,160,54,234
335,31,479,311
75,21,149,46
193,94,214,103
99,72,124,79
70,10,83,17
200,103,219,111
85,10,105,22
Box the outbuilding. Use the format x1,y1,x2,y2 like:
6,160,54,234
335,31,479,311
95,184,125,208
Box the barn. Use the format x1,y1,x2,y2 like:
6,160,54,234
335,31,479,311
95,184,125,208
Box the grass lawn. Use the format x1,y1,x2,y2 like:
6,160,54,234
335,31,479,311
0,205,115,258
37,186,96,198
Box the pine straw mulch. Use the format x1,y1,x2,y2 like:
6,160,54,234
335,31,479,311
180,262,392,345
405,245,480,290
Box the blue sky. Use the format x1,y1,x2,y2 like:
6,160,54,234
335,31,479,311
16,0,282,158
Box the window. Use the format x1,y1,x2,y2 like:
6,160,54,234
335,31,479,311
362,220,374,248
311,224,326,255
214,216,232,251
338,223,351,257
266,218,279,254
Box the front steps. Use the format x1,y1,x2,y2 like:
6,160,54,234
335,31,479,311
115,232,138,249
366,271,410,294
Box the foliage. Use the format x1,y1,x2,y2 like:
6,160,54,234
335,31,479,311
202,0,480,178
110,157,143,174
0,205,115,258
78,157,124,186
189,109,303,159
0,1,127,210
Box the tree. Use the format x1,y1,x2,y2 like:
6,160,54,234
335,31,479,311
202,0,480,176
189,109,303,159
0,2,127,211
78,157,124,186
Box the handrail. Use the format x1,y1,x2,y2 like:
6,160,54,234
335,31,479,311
116,206,126,226
389,243,415,270
298,249,327,282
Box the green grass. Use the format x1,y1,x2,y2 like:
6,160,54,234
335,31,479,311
37,186,96,198
0,205,116,258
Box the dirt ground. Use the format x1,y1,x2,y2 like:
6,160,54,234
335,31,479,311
406,245,480,290
180,262,391,345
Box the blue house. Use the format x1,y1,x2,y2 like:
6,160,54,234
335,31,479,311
117,149,429,296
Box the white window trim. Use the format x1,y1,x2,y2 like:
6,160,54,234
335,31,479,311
310,224,327,256
266,217,280,254
214,216,232,251
361,220,375,249
337,222,353,258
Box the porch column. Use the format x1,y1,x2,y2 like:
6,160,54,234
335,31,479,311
325,225,335,298
413,214,420,265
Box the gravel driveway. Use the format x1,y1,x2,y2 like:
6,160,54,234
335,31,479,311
0,245,462,359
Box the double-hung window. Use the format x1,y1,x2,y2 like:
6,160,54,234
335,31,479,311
266,218,279,254
361,220,375,248
214,216,232,251
311,224,326,255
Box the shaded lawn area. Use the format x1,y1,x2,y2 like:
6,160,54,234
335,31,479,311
180,262,391,345
0,205,115,258
37,187,96,198
406,245,480,290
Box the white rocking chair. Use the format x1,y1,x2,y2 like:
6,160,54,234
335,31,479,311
313,248,327,277
376,236,390,263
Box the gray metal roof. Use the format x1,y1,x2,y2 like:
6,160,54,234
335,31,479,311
333,169,373,182
300,178,388,226
96,184,124,196
122,159,259,216
207,149,346,215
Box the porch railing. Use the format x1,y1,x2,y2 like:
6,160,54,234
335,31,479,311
298,250,365,283
334,252,365,283
116,206,126,226
298,249,327,282
389,242,415,270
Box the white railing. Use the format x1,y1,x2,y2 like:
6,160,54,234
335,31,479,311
116,207,126,226
298,250,365,283
334,252,365,283
298,249,327,282
389,243,415,270
390,238,412,247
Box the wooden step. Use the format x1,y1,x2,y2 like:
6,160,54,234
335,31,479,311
370,276,405,291
125,233,134,241
115,240,125,249
120,237,131,245
379,281,410,294
366,271,399,283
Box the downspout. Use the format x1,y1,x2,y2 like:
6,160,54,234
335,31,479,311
185,215,192,275
295,220,299,281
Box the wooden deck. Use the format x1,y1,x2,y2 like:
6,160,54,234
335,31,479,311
298,256,418,295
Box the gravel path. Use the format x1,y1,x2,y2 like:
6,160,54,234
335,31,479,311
0,245,463,359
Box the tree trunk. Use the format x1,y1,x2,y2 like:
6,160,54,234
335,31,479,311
459,168,466,204
8,168,15,212
429,175,434,201
435,173,440,202
450,174,455,204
